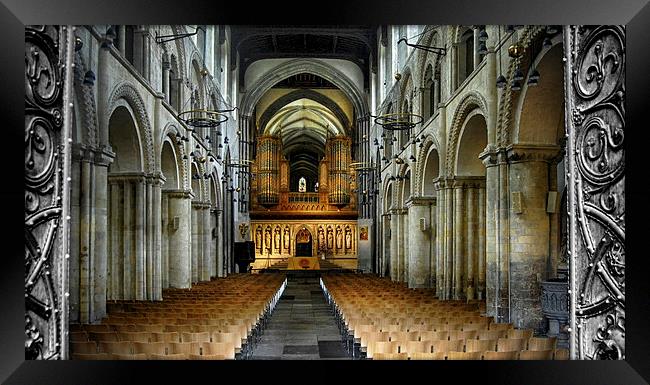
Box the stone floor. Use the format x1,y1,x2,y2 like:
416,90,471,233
249,276,351,360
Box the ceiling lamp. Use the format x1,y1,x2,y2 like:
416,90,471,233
409,155,416,162
176,67,236,129
528,68,540,86
83,70,96,86
496,75,507,89
478,42,488,55
513,67,524,82
511,80,522,91
478,28,489,42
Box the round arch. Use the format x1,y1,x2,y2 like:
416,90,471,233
446,91,489,175
107,102,144,172
106,82,155,173
455,110,488,176
240,58,369,119
257,89,351,134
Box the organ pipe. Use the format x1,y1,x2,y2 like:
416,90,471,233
257,135,281,206
327,135,351,206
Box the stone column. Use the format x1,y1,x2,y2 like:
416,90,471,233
134,177,146,300
167,190,193,288
109,179,122,300
143,28,151,82
402,209,409,283
453,180,465,300
152,175,163,300
466,183,476,300
161,192,169,289
389,209,399,281
480,149,499,318
507,144,560,331
497,151,510,322
123,180,133,299
191,202,200,283
133,26,145,75
434,180,445,298
202,204,211,281
162,58,171,103
146,178,154,300
118,25,126,54
429,198,437,290
477,184,486,300
406,197,434,288
215,209,224,278
78,152,92,323
473,28,480,70
91,151,113,322
444,181,454,300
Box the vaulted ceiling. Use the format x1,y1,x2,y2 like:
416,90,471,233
231,25,377,90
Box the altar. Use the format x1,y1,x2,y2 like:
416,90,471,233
287,256,321,270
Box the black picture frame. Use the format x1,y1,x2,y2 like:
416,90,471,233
2,0,649,383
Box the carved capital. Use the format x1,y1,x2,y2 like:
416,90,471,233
406,196,436,208
506,144,562,164
163,189,195,200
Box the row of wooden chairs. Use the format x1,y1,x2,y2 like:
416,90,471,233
374,349,569,360
320,274,560,361
71,353,226,360
72,273,287,360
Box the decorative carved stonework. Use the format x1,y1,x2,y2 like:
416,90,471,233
25,25,74,360
564,25,625,360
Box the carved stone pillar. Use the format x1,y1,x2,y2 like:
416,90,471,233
406,197,435,288
466,183,476,300
146,177,154,300
162,58,171,103
480,149,500,318
167,190,194,288
477,185,486,300
108,179,122,301
444,181,454,300
453,180,465,300
152,174,163,300
202,204,211,281
134,177,146,300
507,144,561,331
389,209,399,281
191,201,200,283
434,179,445,298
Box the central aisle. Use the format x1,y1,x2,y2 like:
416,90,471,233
250,276,351,360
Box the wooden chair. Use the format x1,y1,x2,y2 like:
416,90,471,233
181,332,211,343
368,340,401,359
465,339,497,353
432,339,464,353
169,342,201,356
71,353,109,360
554,348,570,360
519,350,554,360
117,332,151,343
111,353,147,360
419,331,448,342
88,332,120,342
477,330,505,340
373,352,408,360
148,353,188,360
97,341,133,355
403,340,434,357
150,332,181,343
448,330,477,341
132,342,168,355
483,351,519,360
447,351,483,360
189,353,226,360
70,331,88,343
489,323,514,331
409,352,446,360
200,342,235,359
497,338,527,352
113,324,138,333
83,324,113,333
505,329,534,341
527,337,557,351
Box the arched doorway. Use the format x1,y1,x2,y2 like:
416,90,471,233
295,227,313,257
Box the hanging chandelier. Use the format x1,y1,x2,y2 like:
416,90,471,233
176,67,237,129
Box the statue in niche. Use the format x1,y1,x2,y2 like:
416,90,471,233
298,177,306,192
273,226,281,252
345,226,352,251
255,226,262,254
336,226,343,249
283,226,290,252
264,226,272,254
326,226,334,249
317,227,325,250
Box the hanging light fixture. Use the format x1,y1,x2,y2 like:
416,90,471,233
496,26,507,89
543,36,553,48
478,27,489,42
83,70,96,86
546,25,559,35
409,155,416,162
513,67,524,82
478,42,488,55
511,80,522,91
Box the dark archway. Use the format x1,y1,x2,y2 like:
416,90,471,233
295,227,313,257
